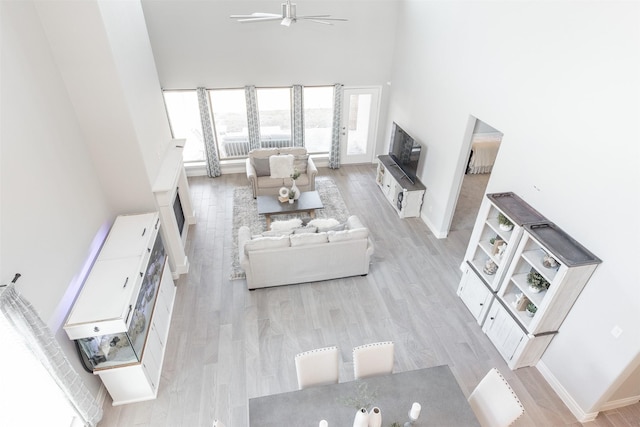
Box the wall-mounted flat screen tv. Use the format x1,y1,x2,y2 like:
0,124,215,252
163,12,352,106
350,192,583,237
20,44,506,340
389,122,421,184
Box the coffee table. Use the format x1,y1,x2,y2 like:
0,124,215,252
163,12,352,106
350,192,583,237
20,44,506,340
257,190,324,229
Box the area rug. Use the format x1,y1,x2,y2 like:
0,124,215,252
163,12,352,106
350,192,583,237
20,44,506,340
231,176,350,280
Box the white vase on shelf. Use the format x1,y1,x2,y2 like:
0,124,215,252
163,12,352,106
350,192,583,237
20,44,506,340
353,408,369,427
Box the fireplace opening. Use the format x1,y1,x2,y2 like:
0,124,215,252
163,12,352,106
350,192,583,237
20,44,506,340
173,189,186,235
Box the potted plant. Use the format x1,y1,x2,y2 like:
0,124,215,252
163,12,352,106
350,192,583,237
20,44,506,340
497,212,514,231
526,302,537,317
527,270,550,293
288,189,295,204
289,169,301,200
290,168,301,181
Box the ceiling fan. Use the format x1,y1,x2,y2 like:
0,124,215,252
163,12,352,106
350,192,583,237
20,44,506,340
230,1,347,27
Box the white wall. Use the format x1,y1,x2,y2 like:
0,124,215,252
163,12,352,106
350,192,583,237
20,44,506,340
1,0,111,395
387,0,640,417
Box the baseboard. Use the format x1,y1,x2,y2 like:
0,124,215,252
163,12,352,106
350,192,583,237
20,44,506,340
421,211,447,239
599,396,640,411
536,360,599,422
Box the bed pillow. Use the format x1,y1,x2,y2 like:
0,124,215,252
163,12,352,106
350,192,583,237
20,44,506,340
269,154,294,179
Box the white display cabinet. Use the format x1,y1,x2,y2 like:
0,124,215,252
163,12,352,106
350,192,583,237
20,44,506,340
64,212,176,405
458,193,601,369
375,155,425,218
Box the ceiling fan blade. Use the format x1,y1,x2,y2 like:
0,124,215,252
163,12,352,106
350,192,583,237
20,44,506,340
230,12,280,18
236,16,284,23
302,18,334,25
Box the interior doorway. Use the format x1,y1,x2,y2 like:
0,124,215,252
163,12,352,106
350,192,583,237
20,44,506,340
449,117,503,233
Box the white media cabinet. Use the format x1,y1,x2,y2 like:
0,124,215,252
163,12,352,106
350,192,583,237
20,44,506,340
375,155,426,218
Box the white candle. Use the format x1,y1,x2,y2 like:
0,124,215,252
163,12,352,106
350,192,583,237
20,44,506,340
319,420,328,427
409,402,421,420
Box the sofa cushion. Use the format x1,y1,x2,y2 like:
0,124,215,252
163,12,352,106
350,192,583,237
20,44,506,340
257,176,284,188
290,232,328,247
279,147,307,156
249,148,279,159
269,154,294,179
260,230,293,237
327,228,369,242
270,218,303,232
244,235,290,255
252,157,271,177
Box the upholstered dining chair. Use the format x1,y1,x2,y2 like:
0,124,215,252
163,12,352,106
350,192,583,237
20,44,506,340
468,368,525,427
294,346,340,390
352,341,394,380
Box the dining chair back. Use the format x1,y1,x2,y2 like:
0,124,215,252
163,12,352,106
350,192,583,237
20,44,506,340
468,368,524,427
295,346,339,390
352,341,394,380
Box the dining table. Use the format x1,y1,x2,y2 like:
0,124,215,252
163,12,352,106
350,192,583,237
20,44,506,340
248,365,481,426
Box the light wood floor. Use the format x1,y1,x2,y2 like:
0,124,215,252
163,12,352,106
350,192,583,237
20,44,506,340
98,165,640,427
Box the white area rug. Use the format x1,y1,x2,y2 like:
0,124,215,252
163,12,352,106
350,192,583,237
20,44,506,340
230,176,350,280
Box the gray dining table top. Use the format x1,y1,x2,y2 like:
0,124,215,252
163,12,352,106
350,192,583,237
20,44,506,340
249,365,481,427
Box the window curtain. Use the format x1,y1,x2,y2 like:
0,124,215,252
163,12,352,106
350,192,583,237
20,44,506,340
196,87,221,178
245,85,261,151
0,284,103,427
292,85,304,147
329,83,344,169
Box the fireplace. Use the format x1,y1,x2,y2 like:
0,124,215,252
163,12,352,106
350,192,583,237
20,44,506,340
153,141,195,278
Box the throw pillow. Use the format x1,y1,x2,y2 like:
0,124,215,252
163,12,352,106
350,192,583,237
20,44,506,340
269,154,294,179
252,158,271,177
290,232,328,247
293,154,308,174
270,218,303,232
307,218,340,232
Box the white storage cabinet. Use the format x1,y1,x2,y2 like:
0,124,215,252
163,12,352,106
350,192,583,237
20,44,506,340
458,193,601,369
64,212,176,405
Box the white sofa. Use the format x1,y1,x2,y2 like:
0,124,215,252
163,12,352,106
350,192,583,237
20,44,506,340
246,147,318,198
238,215,374,290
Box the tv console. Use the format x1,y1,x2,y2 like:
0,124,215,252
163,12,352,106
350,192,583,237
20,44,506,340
375,155,426,218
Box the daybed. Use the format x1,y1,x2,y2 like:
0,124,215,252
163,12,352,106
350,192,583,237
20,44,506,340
238,215,374,290
246,147,318,198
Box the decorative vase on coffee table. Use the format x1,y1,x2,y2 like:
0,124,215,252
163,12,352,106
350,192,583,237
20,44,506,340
291,180,301,200
368,407,382,427
353,408,369,427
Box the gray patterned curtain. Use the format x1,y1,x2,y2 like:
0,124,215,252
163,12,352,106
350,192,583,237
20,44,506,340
329,83,344,169
0,284,103,426
292,85,304,147
245,85,261,151
196,87,221,178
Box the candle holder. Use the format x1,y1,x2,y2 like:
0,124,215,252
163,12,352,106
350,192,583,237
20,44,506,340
404,402,421,427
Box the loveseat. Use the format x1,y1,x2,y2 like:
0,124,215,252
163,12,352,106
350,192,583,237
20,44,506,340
238,215,374,290
246,147,318,198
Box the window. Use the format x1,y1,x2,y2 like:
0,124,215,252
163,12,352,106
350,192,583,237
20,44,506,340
209,89,248,159
303,86,333,154
256,87,292,148
163,90,205,162
162,85,335,163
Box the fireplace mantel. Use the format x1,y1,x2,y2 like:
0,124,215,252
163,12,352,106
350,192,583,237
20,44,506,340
153,140,195,278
